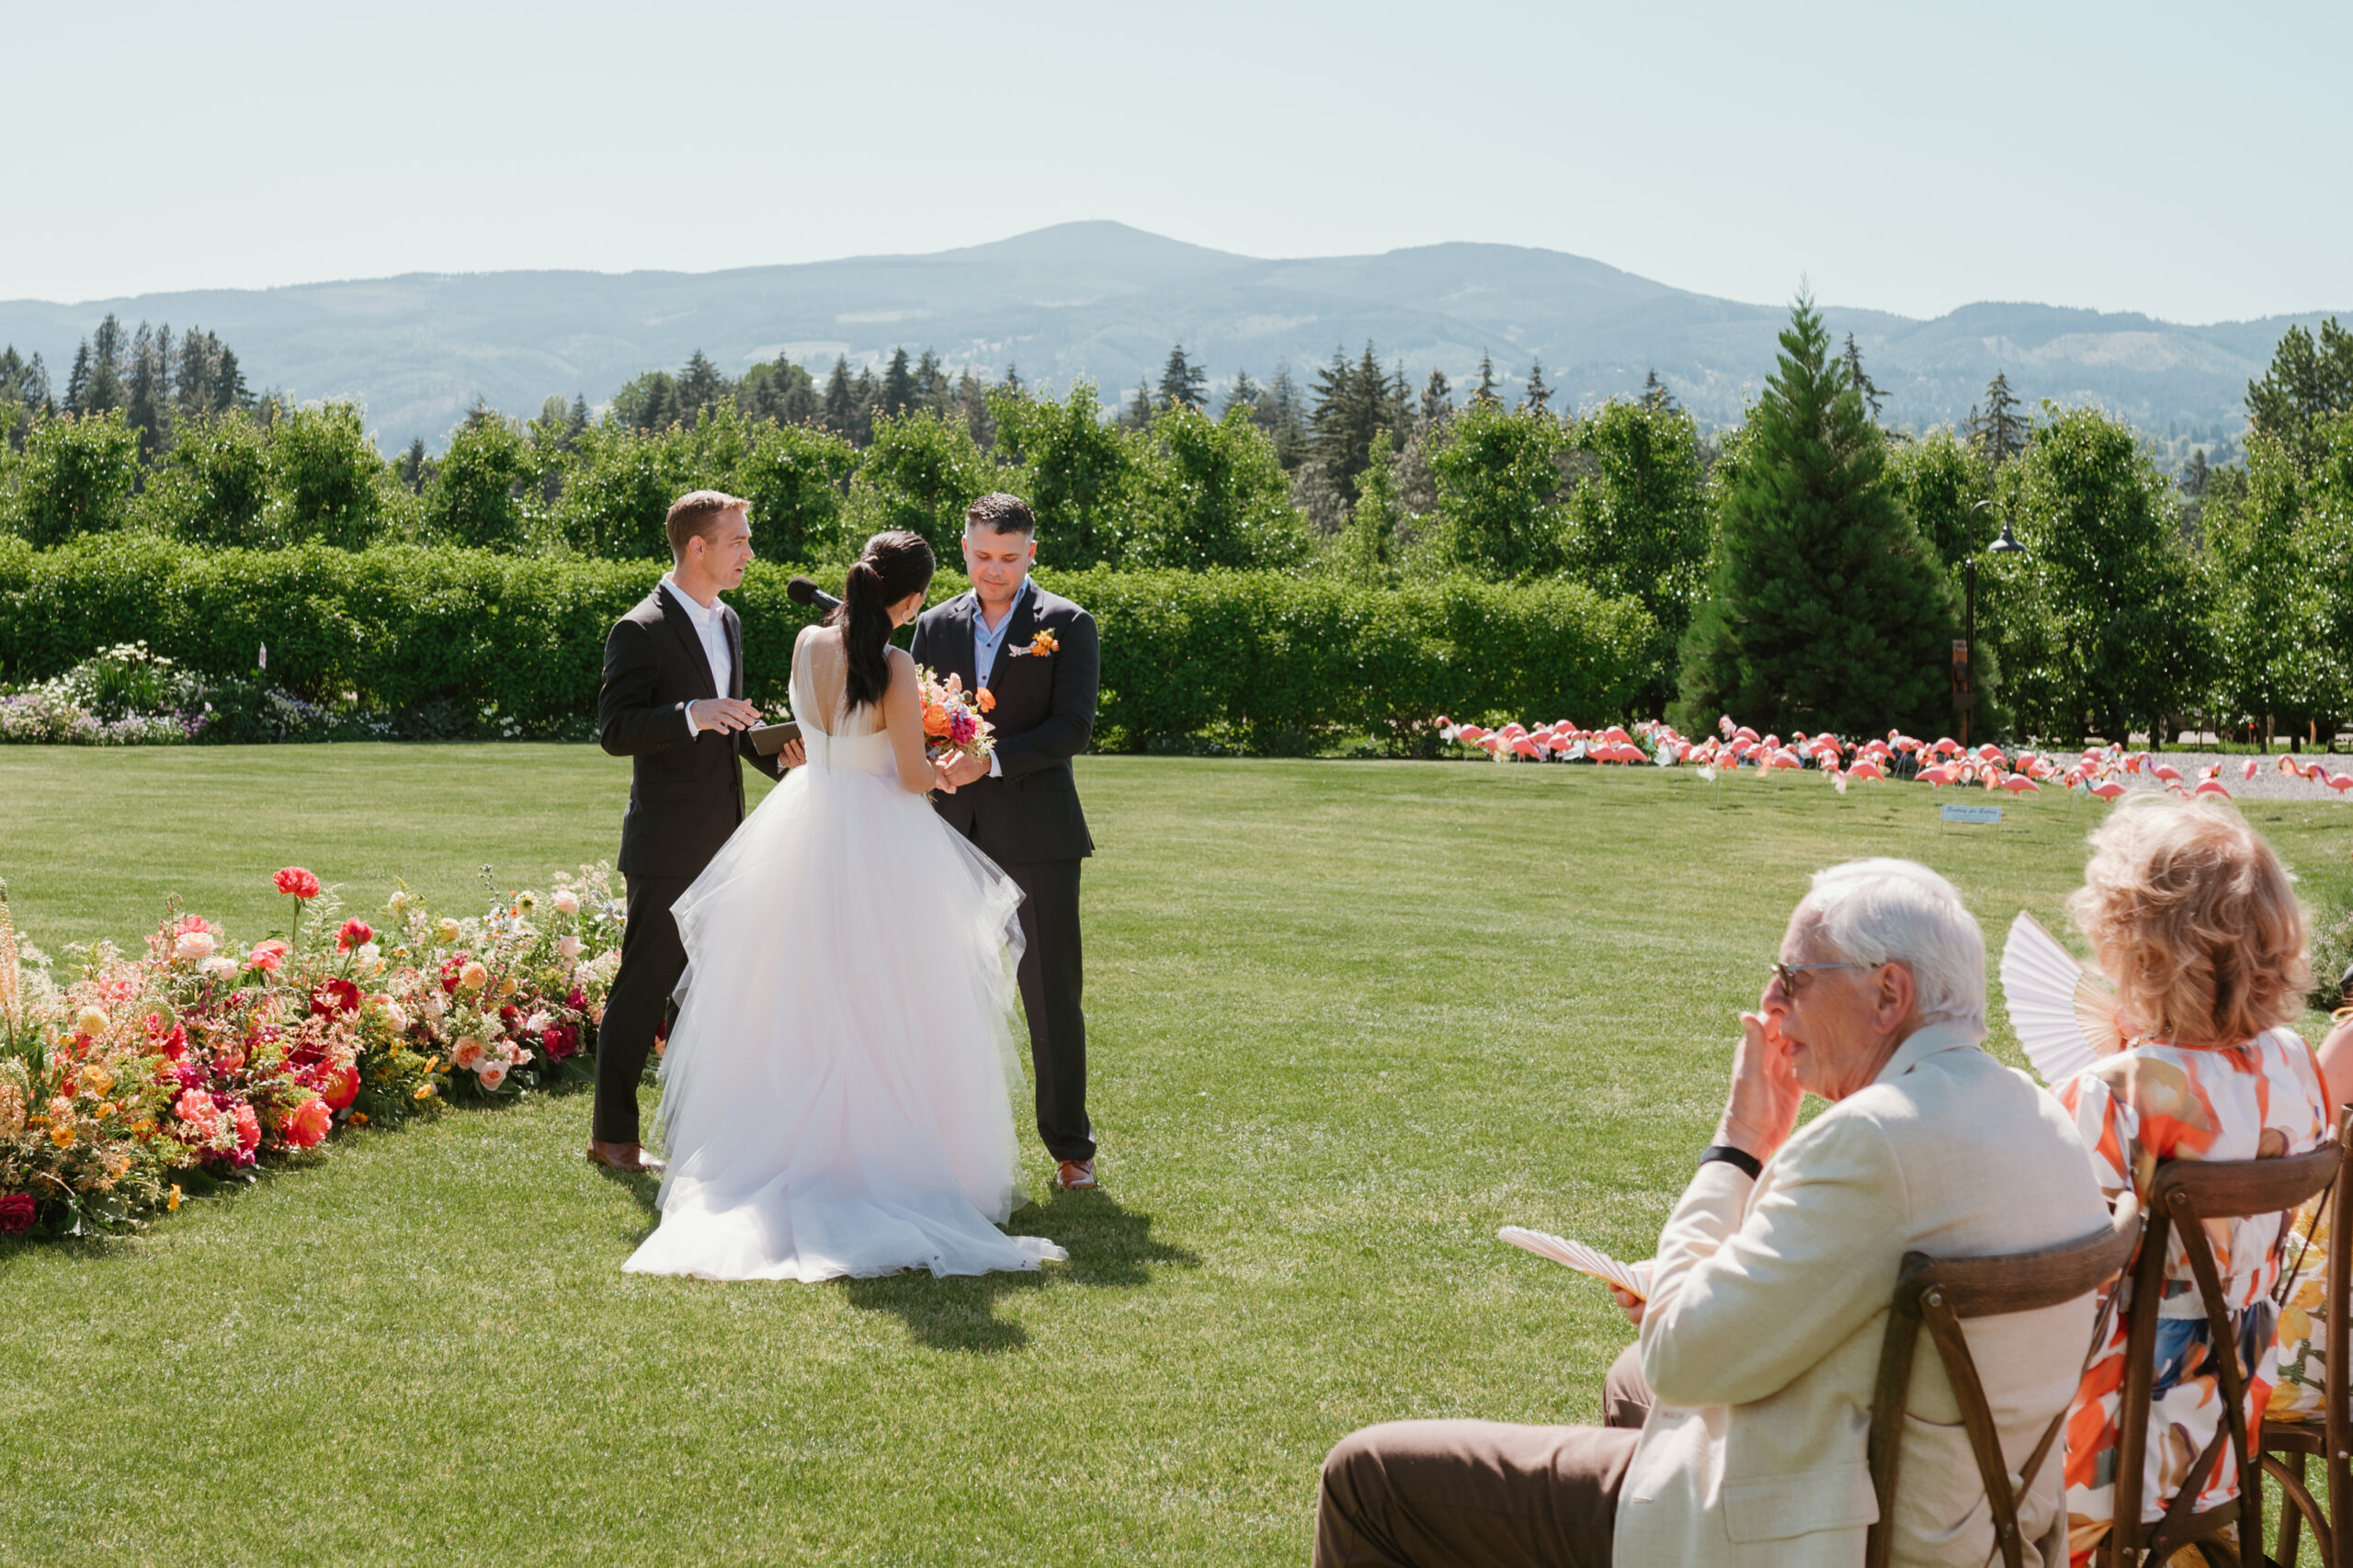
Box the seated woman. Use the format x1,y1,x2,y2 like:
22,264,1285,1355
2053,796,2330,1567
2264,981,2353,1426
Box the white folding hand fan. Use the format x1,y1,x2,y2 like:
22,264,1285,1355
1999,911,2124,1086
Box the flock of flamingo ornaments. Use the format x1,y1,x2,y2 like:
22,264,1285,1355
1434,715,2353,801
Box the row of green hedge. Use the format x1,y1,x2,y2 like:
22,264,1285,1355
0,538,1655,750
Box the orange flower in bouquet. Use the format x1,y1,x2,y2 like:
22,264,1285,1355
915,667,995,766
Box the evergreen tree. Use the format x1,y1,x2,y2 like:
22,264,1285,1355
915,347,948,412
566,393,589,444
65,315,131,415
1158,343,1207,410
848,365,879,445
1840,333,1888,424
1522,358,1551,412
955,368,994,448
1965,371,2030,466
1002,362,1022,395
400,437,428,492
823,356,857,437
675,349,731,421
124,322,174,460
880,347,917,418
1345,430,1404,585
2245,316,2353,473
1471,351,1499,408
1120,378,1154,431
612,370,680,432
1258,363,1310,471
1222,369,1261,418
1420,369,1452,426
1640,369,1677,413
1310,343,1394,490
1674,295,1959,737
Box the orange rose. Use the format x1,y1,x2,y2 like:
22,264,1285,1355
975,687,995,713
922,702,952,738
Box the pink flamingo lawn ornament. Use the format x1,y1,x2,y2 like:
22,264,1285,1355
2245,757,2262,781
1998,773,2040,796
2090,779,2128,802
2194,778,2232,799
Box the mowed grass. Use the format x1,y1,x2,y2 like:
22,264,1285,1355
1,747,2348,1567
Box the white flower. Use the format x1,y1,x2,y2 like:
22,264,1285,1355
200,954,238,979
525,1010,552,1034
551,889,580,916
476,1062,508,1091
175,928,217,962
558,935,582,960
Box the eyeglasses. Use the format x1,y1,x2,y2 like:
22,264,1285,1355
1771,960,1871,995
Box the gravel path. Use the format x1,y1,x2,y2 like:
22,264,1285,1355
2102,753,2353,803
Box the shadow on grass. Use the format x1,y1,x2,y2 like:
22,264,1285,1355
842,1187,1199,1354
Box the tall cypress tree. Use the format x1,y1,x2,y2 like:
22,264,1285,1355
1674,295,1958,736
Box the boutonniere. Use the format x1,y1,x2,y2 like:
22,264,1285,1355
1011,629,1060,659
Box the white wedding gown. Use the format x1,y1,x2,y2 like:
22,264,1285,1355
622,632,1065,1282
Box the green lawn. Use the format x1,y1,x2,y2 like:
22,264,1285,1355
1,748,2347,1566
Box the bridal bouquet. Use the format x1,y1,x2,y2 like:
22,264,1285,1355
916,667,995,765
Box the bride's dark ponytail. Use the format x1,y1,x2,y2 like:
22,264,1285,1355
832,530,936,710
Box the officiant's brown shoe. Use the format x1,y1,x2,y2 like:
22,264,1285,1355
585,1141,665,1175
1054,1159,1097,1191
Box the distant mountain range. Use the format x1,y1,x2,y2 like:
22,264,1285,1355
0,222,2335,457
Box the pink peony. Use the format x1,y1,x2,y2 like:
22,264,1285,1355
280,1096,332,1149
175,927,217,962
232,1103,262,1152
336,919,373,952
558,936,582,960
475,1061,508,1091
551,890,580,916
273,867,322,900
0,1193,33,1233
247,939,290,972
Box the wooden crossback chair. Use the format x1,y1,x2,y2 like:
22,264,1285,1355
2105,1139,2345,1568
1866,1193,2144,1568
2258,1106,2353,1568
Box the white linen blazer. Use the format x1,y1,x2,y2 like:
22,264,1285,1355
1613,1023,2109,1568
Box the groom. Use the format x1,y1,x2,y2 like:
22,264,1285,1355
590,490,803,1175
913,493,1103,1190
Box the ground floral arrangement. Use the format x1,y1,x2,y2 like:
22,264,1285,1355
0,863,626,1238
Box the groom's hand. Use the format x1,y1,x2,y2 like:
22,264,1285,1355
938,751,989,788
688,697,760,734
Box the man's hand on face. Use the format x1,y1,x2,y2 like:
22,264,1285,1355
1716,1006,1804,1164
689,697,761,734
938,750,989,788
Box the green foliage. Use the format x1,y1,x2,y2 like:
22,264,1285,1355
989,383,1148,568
1563,398,1712,707
1674,296,1958,738
1341,432,1404,586
264,403,392,550
551,405,855,563
1990,403,2207,742
423,408,538,550
1141,403,1309,570
730,418,857,563
2203,415,2353,738
2247,317,2353,473
1310,344,1406,492
1427,400,1568,578
845,410,999,555
4,411,142,546
0,538,1654,752
137,412,271,547
1887,427,1995,569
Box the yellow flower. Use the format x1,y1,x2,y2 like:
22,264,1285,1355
436,918,461,944
414,1083,437,1100
50,1121,74,1148
80,1062,115,1098
458,961,489,992
74,1005,110,1039
350,1112,369,1127
167,1185,181,1212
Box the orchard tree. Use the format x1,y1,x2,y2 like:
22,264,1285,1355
989,382,1148,568
6,409,142,545
139,412,271,546
2246,317,2353,474
1674,295,1958,737
1343,430,1406,585
845,409,996,556
266,403,392,549
425,405,538,550
1427,399,1569,578
1142,401,1306,569
1564,398,1712,708
1888,427,1995,569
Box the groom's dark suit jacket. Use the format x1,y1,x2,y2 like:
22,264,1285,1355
909,583,1097,864
597,585,782,879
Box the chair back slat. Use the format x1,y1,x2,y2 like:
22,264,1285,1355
2259,1103,2353,1568
2107,1139,2344,1568
1866,1196,2143,1568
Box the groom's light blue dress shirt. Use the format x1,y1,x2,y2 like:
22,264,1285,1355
971,577,1030,778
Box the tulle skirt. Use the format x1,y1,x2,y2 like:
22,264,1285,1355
621,762,1064,1282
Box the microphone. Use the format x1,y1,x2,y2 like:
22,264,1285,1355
786,574,840,612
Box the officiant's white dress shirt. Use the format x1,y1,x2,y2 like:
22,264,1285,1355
661,574,731,738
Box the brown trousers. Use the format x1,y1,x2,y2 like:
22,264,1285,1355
1313,1345,1652,1568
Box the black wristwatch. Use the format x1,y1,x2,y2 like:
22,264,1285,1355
1699,1144,1763,1180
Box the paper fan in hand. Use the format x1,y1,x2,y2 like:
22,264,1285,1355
1999,912,2124,1085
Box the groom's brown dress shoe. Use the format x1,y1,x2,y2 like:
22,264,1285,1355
1054,1159,1097,1191
585,1141,665,1174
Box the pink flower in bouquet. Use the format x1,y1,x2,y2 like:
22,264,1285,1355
174,1088,215,1126
248,939,290,972
280,1096,332,1149
551,889,581,916
0,1194,33,1233
175,927,217,962
336,919,373,952
476,1061,509,1091
232,1103,262,1152
273,868,322,900
540,1023,579,1062
949,709,978,747
558,935,583,960
451,1037,488,1072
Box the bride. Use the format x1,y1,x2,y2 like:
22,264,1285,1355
624,530,1066,1282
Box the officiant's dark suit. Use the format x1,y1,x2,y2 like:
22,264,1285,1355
594,583,782,1147
911,580,1100,1165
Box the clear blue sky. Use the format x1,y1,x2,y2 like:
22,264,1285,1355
7,0,2346,323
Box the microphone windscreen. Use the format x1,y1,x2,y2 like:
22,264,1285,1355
786,574,839,610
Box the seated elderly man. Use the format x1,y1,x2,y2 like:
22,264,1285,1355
1316,859,2109,1568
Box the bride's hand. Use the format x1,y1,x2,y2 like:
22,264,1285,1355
931,760,959,794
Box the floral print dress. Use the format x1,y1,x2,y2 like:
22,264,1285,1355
2055,1028,2329,1567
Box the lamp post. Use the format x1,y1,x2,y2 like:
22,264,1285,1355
1956,498,2027,748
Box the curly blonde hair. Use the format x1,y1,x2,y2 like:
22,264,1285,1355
2068,794,2310,1049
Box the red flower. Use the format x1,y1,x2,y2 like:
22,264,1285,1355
232,1103,262,1152
280,1096,332,1150
159,1025,188,1061
320,1062,360,1112
311,978,362,1017
274,868,322,900
336,919,373,952
0,1194,33,1233
540,1023,579,1062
